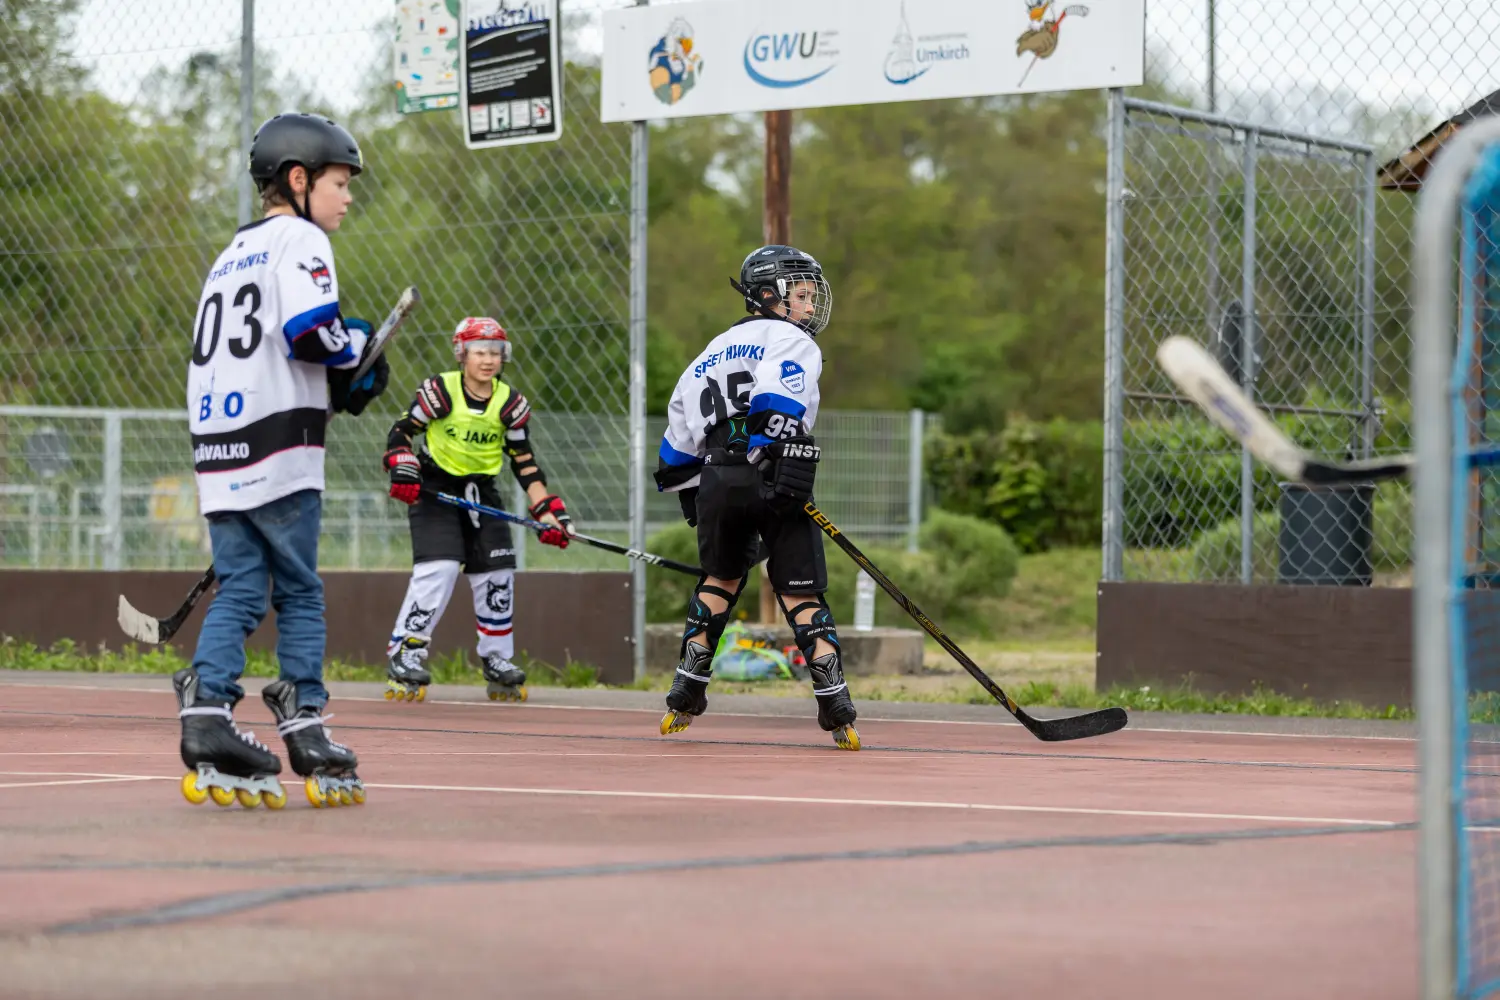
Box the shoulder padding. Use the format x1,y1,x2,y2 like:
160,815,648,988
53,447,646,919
414,374,453,421
499,390,532,430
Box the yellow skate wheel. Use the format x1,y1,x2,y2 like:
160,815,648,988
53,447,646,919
236,788,262,809
517,687,528,702
660,710,692,736
383,687,395,700
180,772,208,805
833,725,861,751
416,686,426,702
337,787,353,806
209,785,237,807
487,690,498,701
304,776,327,808
350,785,366,805
263,786,287,810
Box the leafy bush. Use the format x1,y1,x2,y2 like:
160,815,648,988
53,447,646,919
645,509,1019,638
926,417,1102,553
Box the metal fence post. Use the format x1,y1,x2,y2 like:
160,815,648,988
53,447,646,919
628,0,650,683
1239,128,1259,585
513,478,527,570
1361,149,1378,460
238,0,255,228
102,411,122,571
906,408,924,553
1102,88,1126,582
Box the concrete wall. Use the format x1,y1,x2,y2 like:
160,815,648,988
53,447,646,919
0,569,634,685
1097,581,1412,707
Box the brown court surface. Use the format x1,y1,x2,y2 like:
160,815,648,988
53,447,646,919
0,674,1417,1000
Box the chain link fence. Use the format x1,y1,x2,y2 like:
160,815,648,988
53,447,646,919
0,405,927,570
0,0,638,539
1105,1,1500,585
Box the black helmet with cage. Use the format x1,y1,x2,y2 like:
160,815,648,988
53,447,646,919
248,112,363,221
734,245,833,337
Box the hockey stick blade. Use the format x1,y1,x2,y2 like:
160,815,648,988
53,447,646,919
804,503,1127,742
1156,335,1412,485
350,285,421,383
430,491,703,576
116,565,217,645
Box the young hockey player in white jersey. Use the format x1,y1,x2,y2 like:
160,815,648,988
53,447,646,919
380,317,576,703
654,245,858,750
175,113,391,810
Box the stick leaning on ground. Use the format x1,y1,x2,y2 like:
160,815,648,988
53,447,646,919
803,501,1128,742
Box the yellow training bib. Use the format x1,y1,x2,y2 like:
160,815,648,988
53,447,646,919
423,371,512,477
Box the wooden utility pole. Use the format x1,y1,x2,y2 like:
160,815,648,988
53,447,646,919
759,109,792,626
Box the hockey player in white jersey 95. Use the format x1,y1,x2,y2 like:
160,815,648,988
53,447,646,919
175,113,389,810
654,244,859,750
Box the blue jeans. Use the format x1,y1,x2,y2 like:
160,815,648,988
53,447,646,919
191,489,328,710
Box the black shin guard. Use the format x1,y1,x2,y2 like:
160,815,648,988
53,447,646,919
784,597,857,731
676,579,746,667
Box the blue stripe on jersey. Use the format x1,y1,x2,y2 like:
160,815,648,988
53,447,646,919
659,437,702,467
283,302,339,344
748,392,807,420
283,303,355,365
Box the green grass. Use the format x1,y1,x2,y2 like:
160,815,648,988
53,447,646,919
0,635,603,689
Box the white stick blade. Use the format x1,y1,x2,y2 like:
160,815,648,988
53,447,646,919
117,594,164,645
1155,335,1307,481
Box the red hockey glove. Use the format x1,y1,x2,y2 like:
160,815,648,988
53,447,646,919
384,447,422,505
528,494,574,548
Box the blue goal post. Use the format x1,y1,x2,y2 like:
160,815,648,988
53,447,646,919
1415,114,1500,1000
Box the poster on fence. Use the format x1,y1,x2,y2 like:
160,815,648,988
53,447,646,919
460,0,563,149
394,1,462,114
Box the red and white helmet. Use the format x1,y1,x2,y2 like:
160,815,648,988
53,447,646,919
452,316,512,363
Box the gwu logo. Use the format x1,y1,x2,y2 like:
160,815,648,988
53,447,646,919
298,256,332,293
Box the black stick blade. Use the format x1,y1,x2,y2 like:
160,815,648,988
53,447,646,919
1023,707,1129,742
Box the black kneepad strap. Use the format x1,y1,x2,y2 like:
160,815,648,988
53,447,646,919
679,582,742,665
784,599,840,660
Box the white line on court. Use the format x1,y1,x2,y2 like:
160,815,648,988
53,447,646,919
0,768,1413,826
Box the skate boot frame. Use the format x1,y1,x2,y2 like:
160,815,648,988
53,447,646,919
660,642,712,736
482,654,527,702
386,635,432,702
173,668,286,809
261,680,365,808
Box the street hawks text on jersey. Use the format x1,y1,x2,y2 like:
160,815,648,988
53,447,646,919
187,214,370,513
655,317,823,491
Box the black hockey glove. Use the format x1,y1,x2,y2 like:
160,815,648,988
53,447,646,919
759,435,820,514
677,486,699,528
328,319,389,416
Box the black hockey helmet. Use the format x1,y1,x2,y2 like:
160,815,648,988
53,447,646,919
734,244,833,337
249,113,362,219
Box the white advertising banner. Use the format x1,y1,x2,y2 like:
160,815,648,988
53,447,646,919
600,0,1145,123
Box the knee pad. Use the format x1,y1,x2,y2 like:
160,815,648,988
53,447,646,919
783,597,839,663
679,579,744,662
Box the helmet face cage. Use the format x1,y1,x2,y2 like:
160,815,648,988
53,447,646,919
759,270,832,337
452,317,513,364
740,247,833,337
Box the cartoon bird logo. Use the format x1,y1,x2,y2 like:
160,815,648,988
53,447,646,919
1016,2,1090,86
648,17,703,107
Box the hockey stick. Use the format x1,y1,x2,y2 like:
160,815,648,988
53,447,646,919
115,287,421,645
117,565,216,645
431,491,704,576
1156,335,1415,485
351,285,421,383
803,502,1128,742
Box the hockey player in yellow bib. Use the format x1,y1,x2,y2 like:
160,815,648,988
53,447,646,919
381,317,575,703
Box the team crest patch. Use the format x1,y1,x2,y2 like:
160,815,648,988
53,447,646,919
297,256,332,294
780,359,806,393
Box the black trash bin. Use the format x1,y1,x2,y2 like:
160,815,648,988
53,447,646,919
1277,481,1375,586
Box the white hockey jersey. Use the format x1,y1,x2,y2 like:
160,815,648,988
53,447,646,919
186,214,369,514
656,317,823,492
